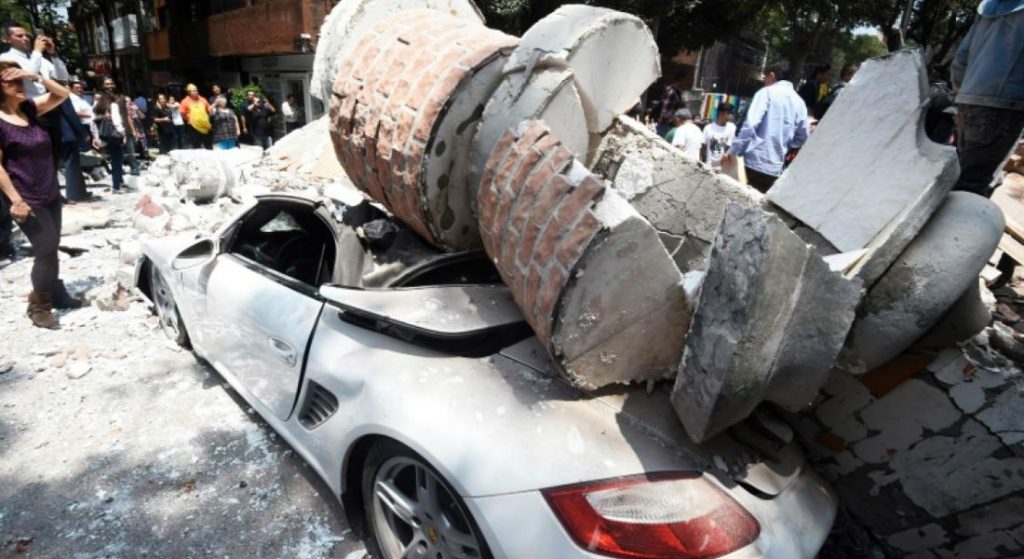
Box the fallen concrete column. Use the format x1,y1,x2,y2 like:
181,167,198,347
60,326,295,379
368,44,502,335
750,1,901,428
470,68,590,204
479,120,691,389
169,149,262,203
672,204,862,442
329,10,518,249
501,5,659,158
766,50,959,287
592,115,762,273
838,192,1004,373
311,0,483,104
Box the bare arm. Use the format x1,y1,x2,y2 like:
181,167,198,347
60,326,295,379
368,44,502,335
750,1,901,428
0,146,32,221
2,67,69,116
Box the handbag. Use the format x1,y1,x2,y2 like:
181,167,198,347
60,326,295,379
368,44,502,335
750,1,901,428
98,117,123,145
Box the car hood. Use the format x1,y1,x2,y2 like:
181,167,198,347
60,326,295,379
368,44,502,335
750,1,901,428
499,339,806,497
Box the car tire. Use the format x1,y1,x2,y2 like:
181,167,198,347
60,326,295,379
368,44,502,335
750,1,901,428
361,440,492,559
150,265,190,348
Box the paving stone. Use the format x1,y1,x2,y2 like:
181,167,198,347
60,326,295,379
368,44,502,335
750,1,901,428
975,387,1024,446
852,380,961,463
890,419,1024,517
956,496,1024,536
887,523,948,553
767,50,959,287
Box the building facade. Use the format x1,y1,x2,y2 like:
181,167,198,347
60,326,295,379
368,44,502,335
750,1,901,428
73,0,336,134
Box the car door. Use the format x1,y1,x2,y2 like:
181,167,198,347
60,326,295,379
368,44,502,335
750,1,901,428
201,200,333,421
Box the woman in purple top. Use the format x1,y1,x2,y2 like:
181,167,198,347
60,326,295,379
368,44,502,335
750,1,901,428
0,60,74,329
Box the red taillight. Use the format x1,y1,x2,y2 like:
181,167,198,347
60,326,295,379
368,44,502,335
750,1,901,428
543,473,760,559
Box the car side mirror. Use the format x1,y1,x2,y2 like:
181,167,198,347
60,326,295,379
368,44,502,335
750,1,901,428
171,237,218,271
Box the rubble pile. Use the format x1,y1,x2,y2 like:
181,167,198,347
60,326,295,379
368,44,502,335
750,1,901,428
315,1,1007,442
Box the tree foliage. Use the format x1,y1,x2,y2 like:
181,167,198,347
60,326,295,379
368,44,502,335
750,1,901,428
479,0,976,81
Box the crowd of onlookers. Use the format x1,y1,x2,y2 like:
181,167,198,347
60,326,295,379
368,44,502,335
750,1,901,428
0,20,310,329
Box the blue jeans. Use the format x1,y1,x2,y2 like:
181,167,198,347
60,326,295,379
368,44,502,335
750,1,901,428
61,142,87,201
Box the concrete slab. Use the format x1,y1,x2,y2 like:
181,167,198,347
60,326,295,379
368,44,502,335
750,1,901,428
502,5,659,155
593,115,761,273
839,193,1005,374
672,203,860,442
766,50,959,287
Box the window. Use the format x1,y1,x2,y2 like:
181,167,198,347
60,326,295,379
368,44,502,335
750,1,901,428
229,203,337,288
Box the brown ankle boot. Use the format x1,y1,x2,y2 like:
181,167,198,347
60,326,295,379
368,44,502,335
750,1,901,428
27,291,60,330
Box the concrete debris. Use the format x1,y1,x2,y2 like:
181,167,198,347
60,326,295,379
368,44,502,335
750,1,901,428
86,281,133,312
766,50,959,287
0,360,13,375
267,116,349,181
65,362,92,380
673,203,861,442
839,192,1005,373
329,9,518,250
311,0,483,103
592,115,761,273
62,204,113,236
478,121,690,389
503,5,659,152
169,148,262,203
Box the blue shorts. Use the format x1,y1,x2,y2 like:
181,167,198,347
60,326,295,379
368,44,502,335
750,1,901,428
214,139,238,150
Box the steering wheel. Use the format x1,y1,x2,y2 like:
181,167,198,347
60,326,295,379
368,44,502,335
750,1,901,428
274,234,311,270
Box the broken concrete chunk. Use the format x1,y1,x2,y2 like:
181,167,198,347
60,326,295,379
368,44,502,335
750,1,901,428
169,149,261,203
672,203,860,442
478,121,690,389
838,192,1004,373
503,5,659,149
766,50,959,287
329,9,517,249
593,115,761,273
471,68,590,204
311,0,484,103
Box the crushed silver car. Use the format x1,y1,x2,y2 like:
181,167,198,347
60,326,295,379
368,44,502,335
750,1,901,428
134,193,837,559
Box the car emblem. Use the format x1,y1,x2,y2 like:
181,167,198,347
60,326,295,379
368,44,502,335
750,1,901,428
426,524,441,545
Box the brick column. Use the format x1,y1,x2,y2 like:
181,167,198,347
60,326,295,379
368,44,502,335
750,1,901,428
329,9,517,249
479,121,691,389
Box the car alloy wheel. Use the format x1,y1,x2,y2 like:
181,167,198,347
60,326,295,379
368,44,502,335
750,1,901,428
150,265,189,347
364,443,488,559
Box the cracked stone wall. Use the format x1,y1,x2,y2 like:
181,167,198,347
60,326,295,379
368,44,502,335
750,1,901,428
794,349,1024,558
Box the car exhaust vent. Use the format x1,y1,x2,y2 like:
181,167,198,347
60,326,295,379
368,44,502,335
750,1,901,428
299,381,339,429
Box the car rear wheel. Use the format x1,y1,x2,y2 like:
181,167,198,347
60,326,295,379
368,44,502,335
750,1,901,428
150,265,189,348
362,441,491,559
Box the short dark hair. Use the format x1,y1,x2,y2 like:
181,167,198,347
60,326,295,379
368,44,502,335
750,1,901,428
717,102,734,114
2,21,25,39
814,64,832,76
765,64,790,81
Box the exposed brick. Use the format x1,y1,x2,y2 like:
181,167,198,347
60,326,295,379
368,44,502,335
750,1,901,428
554,175,606,229
536,266,569,338
516,174,573,268
555,212,601,270
860,354,932,398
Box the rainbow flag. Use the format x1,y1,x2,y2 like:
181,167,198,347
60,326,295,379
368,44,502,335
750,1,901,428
700,93,745,122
